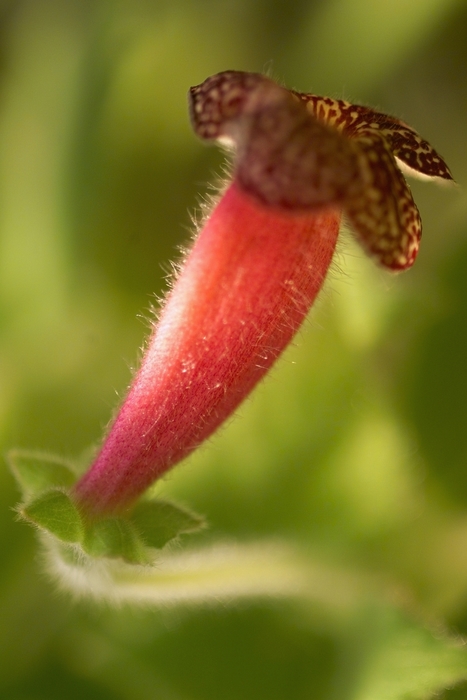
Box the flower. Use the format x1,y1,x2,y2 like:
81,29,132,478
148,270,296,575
74,71,452,515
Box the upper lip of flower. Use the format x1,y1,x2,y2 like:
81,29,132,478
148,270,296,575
189,69,453,271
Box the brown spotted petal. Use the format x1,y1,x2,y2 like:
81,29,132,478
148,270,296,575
356,112,453,182
345,129,421,271
234,95,362,211
190,71,361,210
189,70,278,144
296,93,453,182
190,71,447,272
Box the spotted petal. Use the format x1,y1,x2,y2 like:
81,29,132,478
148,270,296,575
295,93,454,182
189,72,442,272
190,70,361,211
345,129,421,270
189,70,275,145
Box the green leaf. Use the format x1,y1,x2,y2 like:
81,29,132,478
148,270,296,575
83,517,148,564
352,607,467,700
130,499,206,549
7,449,76,497
21,489,84,543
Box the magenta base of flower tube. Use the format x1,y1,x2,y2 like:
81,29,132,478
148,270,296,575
74,183,341,514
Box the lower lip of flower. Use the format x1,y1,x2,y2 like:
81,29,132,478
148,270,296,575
74,182,340,514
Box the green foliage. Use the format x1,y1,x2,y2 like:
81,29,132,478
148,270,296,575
20,489,84,543
10,451,205,562
82,517,147,563
7,450,77,497
351,609,467,700
130,499,206,549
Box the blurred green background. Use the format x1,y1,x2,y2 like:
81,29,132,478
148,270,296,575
1,0,467,698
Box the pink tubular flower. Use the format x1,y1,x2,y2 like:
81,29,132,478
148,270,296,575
74,71,452,515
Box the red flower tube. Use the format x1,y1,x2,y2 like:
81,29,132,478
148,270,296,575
74,71,452,515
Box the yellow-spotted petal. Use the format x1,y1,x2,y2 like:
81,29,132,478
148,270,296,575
346,129,421,271
296,93,453,182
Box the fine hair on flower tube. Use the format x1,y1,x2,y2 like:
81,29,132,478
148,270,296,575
71,70,452,516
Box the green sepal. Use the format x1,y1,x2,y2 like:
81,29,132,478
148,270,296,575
9,449,207,562
20,488,84,543
83,517,148,564
130,499,206,549
7,449,77,498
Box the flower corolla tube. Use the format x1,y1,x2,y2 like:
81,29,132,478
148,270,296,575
74,71,453,515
